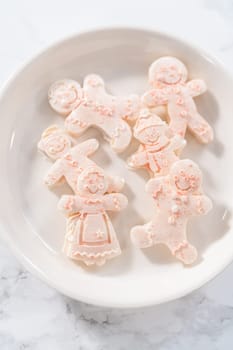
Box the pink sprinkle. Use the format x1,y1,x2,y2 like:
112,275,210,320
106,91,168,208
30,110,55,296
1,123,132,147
180,110,187,118
176,97,184,105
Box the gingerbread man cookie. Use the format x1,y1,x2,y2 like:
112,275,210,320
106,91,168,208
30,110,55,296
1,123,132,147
128,108,186,177
58,166,128,266
48,75,140,152
38,125,124,193
131,159,212,264
142,57,213,143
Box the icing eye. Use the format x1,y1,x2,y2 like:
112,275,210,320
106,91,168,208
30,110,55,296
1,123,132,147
98,183,104,190
169,65,177,71
59,136,64,142
160,66,167,72
190,180,197,189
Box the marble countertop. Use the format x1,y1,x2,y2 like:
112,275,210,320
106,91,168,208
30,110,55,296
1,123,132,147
1,0,233,349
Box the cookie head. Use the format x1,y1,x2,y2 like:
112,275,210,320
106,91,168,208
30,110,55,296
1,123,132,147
170,159,202,194
149,57,188,86
38,125,72,160
78,166,108,196
48,79,83,116
134,109,169,147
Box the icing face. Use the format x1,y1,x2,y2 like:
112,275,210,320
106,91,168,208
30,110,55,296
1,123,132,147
158,65,182,85
170,160,202,194
137,125,169,148
149,57,188,86
78,167,108,196
48,79,82,115
40,133,72,160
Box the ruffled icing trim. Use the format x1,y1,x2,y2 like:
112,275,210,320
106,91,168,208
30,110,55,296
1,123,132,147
72,248,120,258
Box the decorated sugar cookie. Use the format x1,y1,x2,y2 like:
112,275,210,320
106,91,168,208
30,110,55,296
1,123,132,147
142,57,213,143
131,159,212,264
58,166,128,266
38,125,124,193
48,75,140,152
128,108,186,177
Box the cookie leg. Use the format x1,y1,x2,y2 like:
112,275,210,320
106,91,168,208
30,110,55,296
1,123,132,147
101,119,132,153
65,109,90,136
168,240,197,265
168,116,187,138
130,224,154,248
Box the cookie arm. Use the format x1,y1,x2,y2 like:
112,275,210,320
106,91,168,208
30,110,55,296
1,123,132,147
128,150,148,168
44,160,64,187
142,89,168,107
107,175,125,192
146,177,164,200
187,79,207,97
58,195,82,215
72,139,99,157
188,195,213,216
118,94,140,121
103,193,128,212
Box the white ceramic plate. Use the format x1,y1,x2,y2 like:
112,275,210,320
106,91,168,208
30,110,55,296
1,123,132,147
0,28,232,308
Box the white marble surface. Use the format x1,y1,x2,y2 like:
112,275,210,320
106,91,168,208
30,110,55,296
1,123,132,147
1,0,233,349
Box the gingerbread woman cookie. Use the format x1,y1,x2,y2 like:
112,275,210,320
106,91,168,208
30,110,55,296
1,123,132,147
48,75,140,152
142,57,213,143
38,125,124,193
131,159,212,264
58,166,128,266
128,108,186,177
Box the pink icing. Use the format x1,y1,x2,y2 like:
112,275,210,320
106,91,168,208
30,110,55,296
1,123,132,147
48,75,140,153
142,56,214,144
128,108,186,177
130,159,212,265
58,166,128,266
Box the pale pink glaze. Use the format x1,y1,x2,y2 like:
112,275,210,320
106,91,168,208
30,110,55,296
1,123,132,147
48,75,140,152
58,166,128,266
128,108,186,177
142,57,213,143
131,159,212,265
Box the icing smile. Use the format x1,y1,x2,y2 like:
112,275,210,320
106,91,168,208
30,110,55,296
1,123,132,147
87,185,98,194
175,179,191,191
147,133,160,143
49,142,66,154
